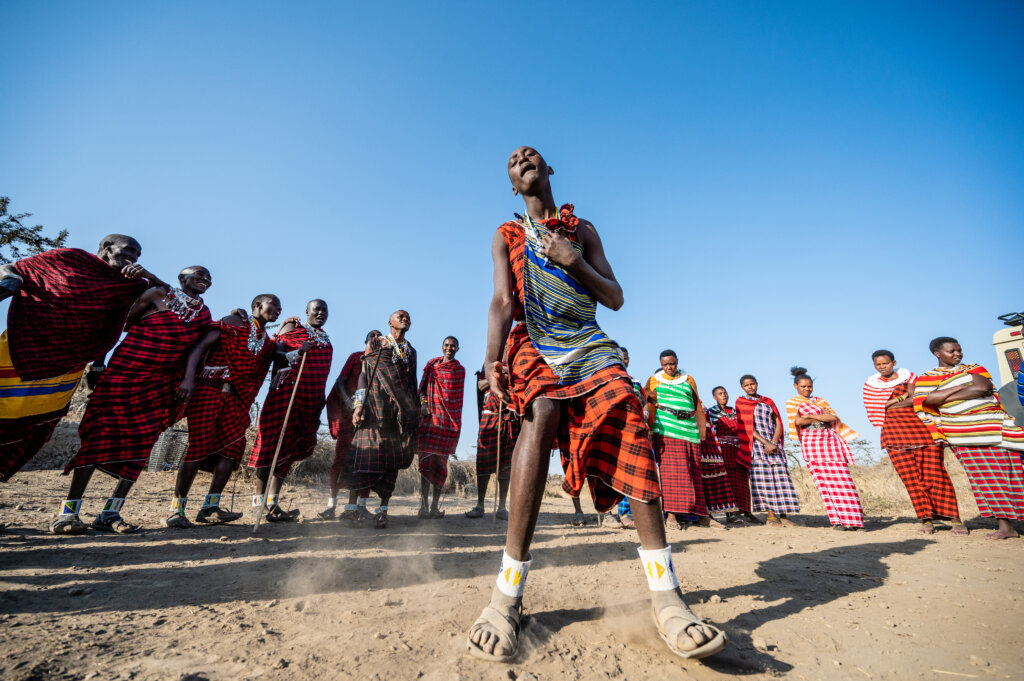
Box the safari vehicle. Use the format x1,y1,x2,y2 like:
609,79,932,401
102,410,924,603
994,312,1024,427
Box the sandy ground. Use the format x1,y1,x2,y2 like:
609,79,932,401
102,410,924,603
1,469,1022,681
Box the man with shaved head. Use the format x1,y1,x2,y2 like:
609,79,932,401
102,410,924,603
0,234,161,487
53,266,215,533
345,309,419,528
248,299,333,522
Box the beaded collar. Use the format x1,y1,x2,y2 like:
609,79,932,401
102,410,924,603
385,334,409,364
247,318,266,355
302,322,330,348
163,287,205,323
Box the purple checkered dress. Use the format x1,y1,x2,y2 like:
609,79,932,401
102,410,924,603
749,402,801,513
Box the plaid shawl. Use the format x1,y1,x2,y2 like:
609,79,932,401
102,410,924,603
786,395,858,442
70,306,214,477
183,320,276,461
913,363,1024,451
8,248,147,380
250,325,333,467
734,395,782,467
416,357,465,458
326,350,363,438
348,336,419,474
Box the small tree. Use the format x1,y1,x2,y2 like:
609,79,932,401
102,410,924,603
0,196,68,264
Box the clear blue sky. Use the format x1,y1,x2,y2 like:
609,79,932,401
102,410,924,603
2,2,1022,464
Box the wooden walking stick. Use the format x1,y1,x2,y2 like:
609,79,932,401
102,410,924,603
492,400,503,529
253,353,308,534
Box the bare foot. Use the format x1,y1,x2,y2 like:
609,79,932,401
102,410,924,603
918,522,936,535
466,588,522,661
650,589,727,659
950,523,969,536
986,530,1019,540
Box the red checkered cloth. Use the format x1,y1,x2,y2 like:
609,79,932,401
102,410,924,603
7,248,147,381
655,434,705,515
475,390,520,477
797,402,856,465
249,326,333,477
345,337,419,497
67,306,214,482
888,444,961,520
326,351,363,438
183,321,276,468
416,357,465,486
734,395,782,467
700,412,737,514
807,459,864,527
712,407,751,512
0,416,62,482
880,384,934,451
952,446,1024,520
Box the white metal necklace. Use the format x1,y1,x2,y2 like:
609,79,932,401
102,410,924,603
247,318,266,355
302,322,330,348
164,287,204,323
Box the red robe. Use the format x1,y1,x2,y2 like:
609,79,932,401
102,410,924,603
183,321,276,468
67,304,214,482
249,326,333,476
1,248,147,481
417,357,465,486
735,395,783,468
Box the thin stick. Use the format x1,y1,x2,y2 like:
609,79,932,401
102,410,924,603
253,353,308,534
492,401,502,528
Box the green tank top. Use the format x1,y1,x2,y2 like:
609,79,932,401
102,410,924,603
650,372,700,442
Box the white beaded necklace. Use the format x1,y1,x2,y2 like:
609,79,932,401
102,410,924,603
163,287,204,323
302,322,330,348
247,318,266,355
386,334,409,364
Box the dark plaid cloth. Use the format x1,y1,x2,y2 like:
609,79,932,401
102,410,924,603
889,444,961,520
8,248,147,381
475,390,520,477
184,321,275,468
0,415,62,481
880,384,934,451
700,413,737,513
344,337,419,495
655,434,706,515
952,446,1024,520
249,326,333,477
712,406,751,512
68,306,214,482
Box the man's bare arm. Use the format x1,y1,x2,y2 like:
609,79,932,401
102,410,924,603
540,220,624,310
175,328,222,401
485,229,516,402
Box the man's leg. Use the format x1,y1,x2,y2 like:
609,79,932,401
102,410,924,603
419,475,430,515
52,466,95,534
431,483,443,514
165,459,202,528
91,476,140,533
467,473,491,518
631,498,724,657
468,398,558,659
571,496,586,526
195,456,243,524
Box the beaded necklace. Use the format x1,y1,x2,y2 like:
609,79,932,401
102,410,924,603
163,287,204,323
385,334,409,364
247,318,266,355
302,322,330,348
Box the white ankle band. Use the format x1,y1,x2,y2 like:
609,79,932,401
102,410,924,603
102,497,125,513
344,504,357,511
357,497,368,507
496,551,532,598
637,546,679,591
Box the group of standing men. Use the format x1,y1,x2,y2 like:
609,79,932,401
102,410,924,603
0,234,478,534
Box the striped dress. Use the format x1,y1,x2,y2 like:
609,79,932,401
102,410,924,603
914,364,1024,520
749,401,801,514
862,368,916,430
788,396,864,528
646,371,705,515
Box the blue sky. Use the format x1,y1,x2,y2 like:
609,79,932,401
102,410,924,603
2,2,1022,464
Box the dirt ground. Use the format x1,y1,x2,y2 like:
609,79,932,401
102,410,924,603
1,469,1022,681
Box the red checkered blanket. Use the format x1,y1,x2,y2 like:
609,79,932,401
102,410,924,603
416,357,464,458
8,248,147,380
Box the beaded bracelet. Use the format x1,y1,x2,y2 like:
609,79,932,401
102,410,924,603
353,389,366,408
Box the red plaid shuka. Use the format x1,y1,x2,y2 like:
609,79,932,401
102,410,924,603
183,320,276,469
67,305,214,481
700,410,738,514
325,350,363,487
711,405,751,512
498,220,659,511
249,326,332,477
7,248,147,381
475,389,520,477
417,357,465,487
952,446,1024,520
735,395,783,468
345,336,419,498
655,435,705,515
